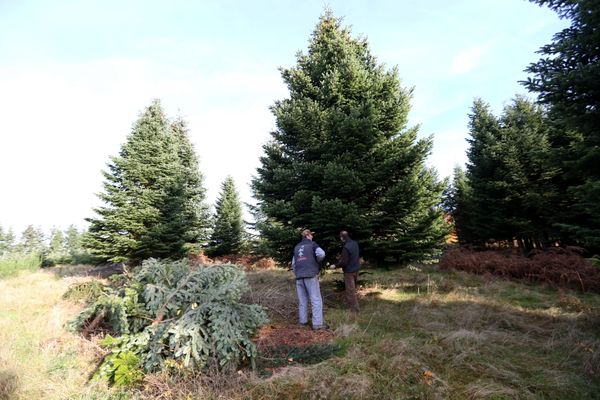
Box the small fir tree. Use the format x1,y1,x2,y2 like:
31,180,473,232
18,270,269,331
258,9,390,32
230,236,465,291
443,166,473,244
208,176,245,256
47,228,68,265
0,224,15,256
17,225,46,255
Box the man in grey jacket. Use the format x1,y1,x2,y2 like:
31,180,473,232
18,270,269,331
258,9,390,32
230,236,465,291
292,229,328,330
332,230,360,313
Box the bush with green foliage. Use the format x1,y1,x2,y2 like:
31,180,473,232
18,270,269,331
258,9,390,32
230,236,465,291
0,252,42,279
0,225,43,276
66,259,268,384
62,280,108,303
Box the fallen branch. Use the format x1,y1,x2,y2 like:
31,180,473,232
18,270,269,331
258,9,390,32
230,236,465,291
83,310,105,337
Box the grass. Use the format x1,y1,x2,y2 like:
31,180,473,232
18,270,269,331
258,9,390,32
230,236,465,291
0,265,127,400
1,264,599,399
244,266,600,400
0,253,42,279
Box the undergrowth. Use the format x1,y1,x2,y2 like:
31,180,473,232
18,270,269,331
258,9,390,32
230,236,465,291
440,246,600,292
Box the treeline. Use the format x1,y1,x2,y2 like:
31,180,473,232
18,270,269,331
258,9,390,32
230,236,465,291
446,0,599,254
0,224,91,268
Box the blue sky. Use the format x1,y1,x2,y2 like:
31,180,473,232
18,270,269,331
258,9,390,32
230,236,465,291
0,0,567,235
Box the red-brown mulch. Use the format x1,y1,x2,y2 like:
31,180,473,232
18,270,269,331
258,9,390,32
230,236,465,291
254,323,335,351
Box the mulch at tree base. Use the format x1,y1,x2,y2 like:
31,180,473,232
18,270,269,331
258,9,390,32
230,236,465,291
255,323,335,351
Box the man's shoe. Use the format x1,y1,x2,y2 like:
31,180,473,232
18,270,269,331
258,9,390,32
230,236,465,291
298,322,308,327
312,323,329,331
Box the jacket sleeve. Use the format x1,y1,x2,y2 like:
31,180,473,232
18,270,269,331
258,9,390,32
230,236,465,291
314,246,325,262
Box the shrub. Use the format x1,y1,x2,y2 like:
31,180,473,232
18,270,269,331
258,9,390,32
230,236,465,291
66,258,268,384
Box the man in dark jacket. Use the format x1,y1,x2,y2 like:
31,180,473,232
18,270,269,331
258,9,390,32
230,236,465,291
332,230,360,313
292,229,327,330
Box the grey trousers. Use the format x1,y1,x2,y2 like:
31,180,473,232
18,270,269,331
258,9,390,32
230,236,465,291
295,276,324,327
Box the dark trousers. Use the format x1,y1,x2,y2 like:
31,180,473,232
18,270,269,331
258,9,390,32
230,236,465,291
344,272,359,313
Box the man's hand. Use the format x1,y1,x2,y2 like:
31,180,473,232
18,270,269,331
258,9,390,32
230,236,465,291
329,263,336,269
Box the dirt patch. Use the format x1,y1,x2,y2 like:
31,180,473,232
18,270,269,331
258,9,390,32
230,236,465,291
255,324,335,351
254,324,342,376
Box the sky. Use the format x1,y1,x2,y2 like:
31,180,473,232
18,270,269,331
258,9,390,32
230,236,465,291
0,0,568,236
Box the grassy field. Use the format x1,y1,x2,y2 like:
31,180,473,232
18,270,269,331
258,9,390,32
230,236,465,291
1,264,599,399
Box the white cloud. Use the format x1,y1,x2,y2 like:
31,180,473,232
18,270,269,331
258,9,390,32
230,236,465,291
451,44,490,74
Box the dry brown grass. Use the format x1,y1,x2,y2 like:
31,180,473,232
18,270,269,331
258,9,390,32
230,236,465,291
242,267,600,399
241,268,298,321
0,368,19,400
440,247,600,292
0,266,118,400
136,366,247,400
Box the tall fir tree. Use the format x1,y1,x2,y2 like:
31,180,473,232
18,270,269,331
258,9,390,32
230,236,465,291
142,118,211,257
208,176,245,256
523,0,600,251
463,99,504,244
64,225,82,256
171,118,211,246
500,97,559,248
84,100,210,263
252,13,450,262
463,97,557,250
62,225,84,263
